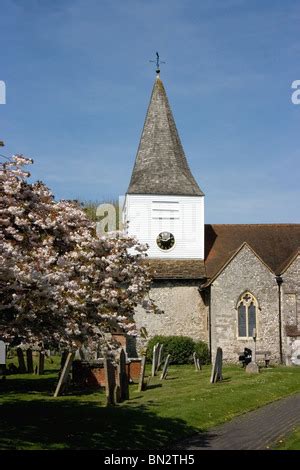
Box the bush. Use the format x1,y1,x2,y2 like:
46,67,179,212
146,335,210,365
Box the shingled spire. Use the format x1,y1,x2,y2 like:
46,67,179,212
127,77,204,196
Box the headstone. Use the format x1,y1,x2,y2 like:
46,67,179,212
245,329,259,373
113,384,121,403
151,344,158,377
160,354,170,380
38,352,45,375
118,348,129,401
0,341,6,375
157,344,164,371
54,352,75,397
103,356,116,405
138,355,147,392
210,347,223,383
17,347,26,373
0,341,6,365
61,350,69,370
26,349,34,374
245,362,259,374
193,352,201,371
155,343,161,372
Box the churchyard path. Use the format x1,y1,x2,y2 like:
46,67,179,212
175,393,300,450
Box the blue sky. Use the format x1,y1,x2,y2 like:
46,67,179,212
1,0,300,223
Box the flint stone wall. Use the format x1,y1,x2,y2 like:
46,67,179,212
281,254,300,364
134,280,208,354
210,245,280,363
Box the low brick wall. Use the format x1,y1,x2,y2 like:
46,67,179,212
72,358,142,388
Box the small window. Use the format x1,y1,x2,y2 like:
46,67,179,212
237,292,258,338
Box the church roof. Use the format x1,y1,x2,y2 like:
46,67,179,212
127,76,204,196
143,224,300,281
205,224,300,280
146,258,206,280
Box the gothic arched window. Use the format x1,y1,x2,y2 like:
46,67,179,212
237,292,258,338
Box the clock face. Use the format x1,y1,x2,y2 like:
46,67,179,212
156,232,175,251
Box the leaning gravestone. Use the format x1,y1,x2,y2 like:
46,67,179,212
138,355,147,392
210,347,223,383
104,356,116,405
26,349,34,374
54,352,75,397
118,348,129,401
160,354,170,380
17,347,27,373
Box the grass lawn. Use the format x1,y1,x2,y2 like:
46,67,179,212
0,358,300,450
274,428,300,450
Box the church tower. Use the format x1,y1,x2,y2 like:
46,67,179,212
124,73,204,260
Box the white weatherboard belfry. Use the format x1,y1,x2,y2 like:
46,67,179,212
123,75,204,260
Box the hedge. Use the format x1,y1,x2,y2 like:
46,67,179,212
146,335,210,365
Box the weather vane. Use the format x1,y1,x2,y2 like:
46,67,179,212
149,52,166,75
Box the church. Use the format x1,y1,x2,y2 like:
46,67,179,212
123,71,300,365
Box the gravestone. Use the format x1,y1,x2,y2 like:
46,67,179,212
114,384,121,403
160,354,170,380
151,344,158,377
193,352,201,371
104,356,116,405
61,350,69,370
246,328,259,374
210,347,223,383
138,355,147,392
118,348,129,401
0,341,6,365
157,344,164,372
38,352,45,375
54,352,75,397
155,343,161,372
245,362,259,374
17,347,27,373
0,341,6,375
26,349,34,374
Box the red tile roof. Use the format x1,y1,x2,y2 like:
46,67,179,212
144,225,300,281
205,224,300,280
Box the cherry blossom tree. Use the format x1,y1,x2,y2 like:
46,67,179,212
0,155,153,352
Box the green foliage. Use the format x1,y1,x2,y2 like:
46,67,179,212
146,335,209,365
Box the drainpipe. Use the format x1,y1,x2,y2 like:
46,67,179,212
198,284,212,363
276,275,283,364
208,285,212,363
